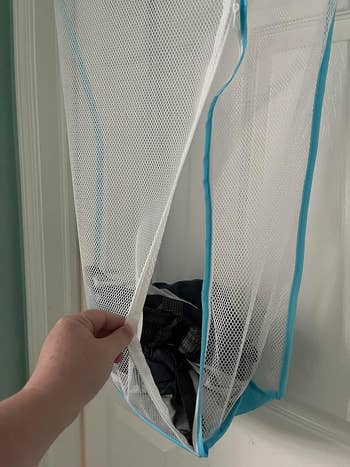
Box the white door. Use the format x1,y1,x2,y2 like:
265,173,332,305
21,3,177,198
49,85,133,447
15,1,350,466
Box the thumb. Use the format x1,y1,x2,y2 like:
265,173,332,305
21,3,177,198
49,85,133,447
102,324,134,360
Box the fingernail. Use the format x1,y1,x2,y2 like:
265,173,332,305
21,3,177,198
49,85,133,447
114,354,123,364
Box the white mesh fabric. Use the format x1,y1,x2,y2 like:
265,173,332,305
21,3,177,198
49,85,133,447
54,0,238,449
200,0,336,443
54,0,336,454
286,38,350,419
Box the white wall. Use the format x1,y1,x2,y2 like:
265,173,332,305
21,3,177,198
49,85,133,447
85,380,350,467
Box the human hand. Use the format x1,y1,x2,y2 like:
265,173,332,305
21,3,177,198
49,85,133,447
25,310,134,422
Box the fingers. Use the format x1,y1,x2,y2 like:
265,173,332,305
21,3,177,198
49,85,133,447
102,324,134,360
77,310,134,361
114,353,123,364
81,310,125,336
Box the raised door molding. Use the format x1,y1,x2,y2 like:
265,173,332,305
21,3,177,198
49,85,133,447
334,8,350,42
13,0,47,373
13,0,82,466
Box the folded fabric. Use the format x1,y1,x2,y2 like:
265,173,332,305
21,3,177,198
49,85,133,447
142,283,202,362
146,348,177,396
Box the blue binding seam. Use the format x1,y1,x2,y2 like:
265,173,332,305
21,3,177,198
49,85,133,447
199,2,336,456
61,4,191,453
60,4,190,455
278,10,336,398
198,0,248,457
60,0,104,265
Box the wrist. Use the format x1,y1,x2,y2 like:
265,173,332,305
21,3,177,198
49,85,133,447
0,384,79,467
22,381,80,429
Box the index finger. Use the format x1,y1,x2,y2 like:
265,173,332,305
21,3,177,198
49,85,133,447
81,309,126,336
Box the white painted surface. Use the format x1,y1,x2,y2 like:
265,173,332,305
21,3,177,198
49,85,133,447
85,381,350,467
14,1,82,466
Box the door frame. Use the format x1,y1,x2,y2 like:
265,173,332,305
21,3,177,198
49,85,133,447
13,1,82,466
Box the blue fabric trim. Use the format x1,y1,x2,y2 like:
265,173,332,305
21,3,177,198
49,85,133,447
235,382,276,416
278,11,336,398
198,0,248,457
61,6,193,455
59,0,104,265
199,2,336,456
114,387,195,455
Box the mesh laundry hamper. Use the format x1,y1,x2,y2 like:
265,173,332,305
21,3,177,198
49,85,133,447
54,0,337,456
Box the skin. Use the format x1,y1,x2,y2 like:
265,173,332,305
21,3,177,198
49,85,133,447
0,310,134,467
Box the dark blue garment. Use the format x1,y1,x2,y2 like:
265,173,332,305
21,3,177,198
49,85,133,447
141,280,203,444
146,348,176,395
142,281,202,362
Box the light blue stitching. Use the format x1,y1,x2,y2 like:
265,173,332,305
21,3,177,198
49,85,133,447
59,0,104,265
278,8,336,397
199,1,336,455
198,0,248,457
